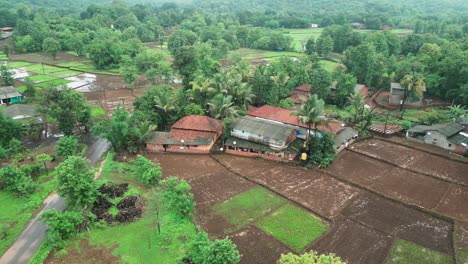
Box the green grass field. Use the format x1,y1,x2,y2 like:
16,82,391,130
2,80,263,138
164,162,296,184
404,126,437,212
35,79,72,89
283,28,324,52
256,204,328,252
6,61,32,68
0,52,8,60
0,173,56,256
319,60,339,72
57,62,120,76
385,239,453,264
26,74,58,84
49,70,81,78
25,64,66,75
230,48,305,63
214,186,286,230
91,108,106,117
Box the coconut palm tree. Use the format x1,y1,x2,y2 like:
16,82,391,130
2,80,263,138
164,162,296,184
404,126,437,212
154,86,176,131
293,94,325,144
270,72,290,105
348,92,365,124
400,73,425,115
225,74,255,110
208,94,239,121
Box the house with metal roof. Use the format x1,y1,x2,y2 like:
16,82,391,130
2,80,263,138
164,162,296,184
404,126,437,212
0,86,23,105
407,122,468,156
145,115,222,154
225,116,302,161
3,104,41,123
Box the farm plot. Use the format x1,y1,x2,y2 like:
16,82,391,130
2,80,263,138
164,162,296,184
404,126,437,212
310,217,393,264
327,152,451,210
215,155,361,219
187,171,255,206
386,239,453,264
351,139,468,186
229,226,290,264
256,204,328,252
454,222,468,263
147,153,226,180
433,185,468,222
341,192,454,255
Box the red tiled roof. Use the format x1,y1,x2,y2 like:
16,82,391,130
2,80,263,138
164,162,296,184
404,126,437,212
295,83,311,92
247,105,344,134
247,105,258,112
168,129,217,142
171,115,222,133
288,90,310,104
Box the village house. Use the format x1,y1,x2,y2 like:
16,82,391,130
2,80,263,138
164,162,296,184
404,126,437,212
0,27,13,40
288,83,311,104
329,82,369,98
3,104,41,123
334,127,359,153
246,105,356,152
389,82,426,106
224,116,302,161
406,122,468,156
146,115,222,154
0,86,23,105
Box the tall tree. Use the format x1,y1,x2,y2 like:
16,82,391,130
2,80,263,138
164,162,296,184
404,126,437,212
153,86,176,131
56,156,97,209
208,94,239,121
293,94,325,144
42,37,61,59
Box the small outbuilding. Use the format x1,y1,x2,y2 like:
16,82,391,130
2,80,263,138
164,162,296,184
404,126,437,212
0,86,23,105
406,122,468,155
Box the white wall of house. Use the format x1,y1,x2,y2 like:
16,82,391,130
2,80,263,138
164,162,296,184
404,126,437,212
423,131,456,151
231,129,286,150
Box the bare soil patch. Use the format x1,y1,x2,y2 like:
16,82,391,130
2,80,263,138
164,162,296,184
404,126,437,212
215,155,360,220
371,167,450,210
454,222,468,254
148,153,226,180
309,217,393,264
434,185,468,222
45,240,120,264
187,171,255,206
229,226,290,264
325,151,391,186
352,139,468,186
341,192,454,255
194,204,236,238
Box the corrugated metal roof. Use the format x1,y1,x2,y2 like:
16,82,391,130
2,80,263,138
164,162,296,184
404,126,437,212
408,123,463,137
449,133,468,146
4,104,36,119
232,116,294,143
0,86,22,100
334,127,358,146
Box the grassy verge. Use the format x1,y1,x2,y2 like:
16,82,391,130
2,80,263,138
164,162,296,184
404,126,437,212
256,204,328,252
385,239,453,264
45,154,198,263
0,172,57,256
458,250,468,264
49,70,81,78
214,186,286,230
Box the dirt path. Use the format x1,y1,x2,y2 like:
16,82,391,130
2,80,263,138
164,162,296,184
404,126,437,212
0,137,109,264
